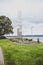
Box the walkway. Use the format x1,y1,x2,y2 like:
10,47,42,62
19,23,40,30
0,47,4,65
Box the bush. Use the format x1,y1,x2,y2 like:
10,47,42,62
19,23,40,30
0,36,6,39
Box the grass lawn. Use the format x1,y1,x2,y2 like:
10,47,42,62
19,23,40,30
0,39,43,65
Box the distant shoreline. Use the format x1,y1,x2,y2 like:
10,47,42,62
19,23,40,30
6,35,43,38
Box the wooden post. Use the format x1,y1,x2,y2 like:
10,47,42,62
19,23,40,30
37,38,40,43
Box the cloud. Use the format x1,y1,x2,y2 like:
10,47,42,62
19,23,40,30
0,0,43,35
0,0,14,3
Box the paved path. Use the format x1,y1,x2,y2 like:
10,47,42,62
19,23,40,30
0,48,4,65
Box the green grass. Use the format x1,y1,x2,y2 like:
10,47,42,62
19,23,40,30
0,39,43,65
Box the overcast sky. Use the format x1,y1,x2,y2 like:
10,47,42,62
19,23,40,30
0,0,43,35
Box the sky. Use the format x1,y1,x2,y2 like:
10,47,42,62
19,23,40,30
0,0,43,35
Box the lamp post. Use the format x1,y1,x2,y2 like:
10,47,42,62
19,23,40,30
17,11,22,39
